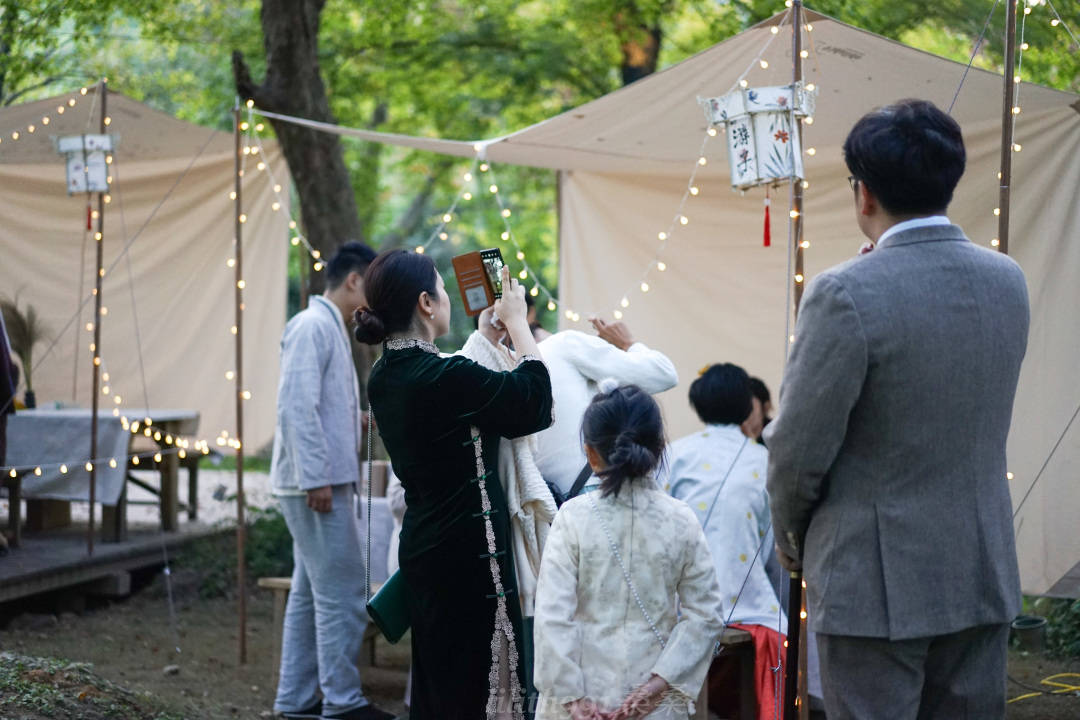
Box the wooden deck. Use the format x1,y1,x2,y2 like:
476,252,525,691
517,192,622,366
0,522,221,603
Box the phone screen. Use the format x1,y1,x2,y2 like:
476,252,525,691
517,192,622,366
480,249,504,299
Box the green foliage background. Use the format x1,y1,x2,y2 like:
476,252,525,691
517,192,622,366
3,1,1076,341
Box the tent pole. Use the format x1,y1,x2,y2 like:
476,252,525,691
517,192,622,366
785,4,809,720
997,0,1017,255
233,104,249,665
88,78,107,556
791,9,806,316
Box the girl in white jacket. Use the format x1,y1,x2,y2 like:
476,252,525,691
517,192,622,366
534,383,723,720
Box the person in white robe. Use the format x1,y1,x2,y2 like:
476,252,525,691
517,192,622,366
534,383,722,720
533,320,678,498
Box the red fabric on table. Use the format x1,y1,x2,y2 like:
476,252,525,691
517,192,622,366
730,623,786,720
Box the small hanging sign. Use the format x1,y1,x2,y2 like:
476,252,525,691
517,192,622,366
699,82,817,190
56,134,116,195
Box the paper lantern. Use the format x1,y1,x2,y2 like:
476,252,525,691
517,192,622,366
700,82,817,190
56,134,116,195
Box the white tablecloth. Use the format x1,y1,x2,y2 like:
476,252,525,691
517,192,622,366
6,409,130,504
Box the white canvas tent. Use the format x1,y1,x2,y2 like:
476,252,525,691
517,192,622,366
0,87,288,452
281,10,1080,596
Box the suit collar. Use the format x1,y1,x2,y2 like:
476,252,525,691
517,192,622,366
876,223,969,250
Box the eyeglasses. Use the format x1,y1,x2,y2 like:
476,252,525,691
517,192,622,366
847,176,859,191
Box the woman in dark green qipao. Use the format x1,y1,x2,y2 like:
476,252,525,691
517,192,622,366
355,250,553,720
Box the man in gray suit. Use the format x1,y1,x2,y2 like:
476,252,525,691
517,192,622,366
765,99,1029,719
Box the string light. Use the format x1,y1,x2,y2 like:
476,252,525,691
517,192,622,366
1,89,86,145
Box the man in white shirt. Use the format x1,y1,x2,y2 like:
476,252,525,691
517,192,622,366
533,318,677,497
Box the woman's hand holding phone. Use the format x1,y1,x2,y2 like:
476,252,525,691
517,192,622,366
493,266,543,362
493,266,527,329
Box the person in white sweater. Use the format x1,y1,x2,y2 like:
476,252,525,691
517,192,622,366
533,319,677,498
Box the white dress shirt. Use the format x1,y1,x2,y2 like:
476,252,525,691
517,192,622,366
532,330,678,495
876,215,950,245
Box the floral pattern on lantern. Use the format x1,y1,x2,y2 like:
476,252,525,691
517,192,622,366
699,82,817,190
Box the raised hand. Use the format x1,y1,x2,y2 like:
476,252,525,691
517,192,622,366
589,317,634,352
493,265,527,329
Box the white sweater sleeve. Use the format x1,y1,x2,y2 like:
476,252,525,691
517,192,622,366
563,332,678,394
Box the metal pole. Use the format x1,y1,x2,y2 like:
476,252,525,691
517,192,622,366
233,105,249,665
785,5,808,719
784,572,803,720
997,0,1018,255
88,79,107,556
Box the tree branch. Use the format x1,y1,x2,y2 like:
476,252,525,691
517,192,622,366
231,49,283,111
3,74,60,106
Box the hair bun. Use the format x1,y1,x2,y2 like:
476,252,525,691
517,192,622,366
608,431,657,480
353,306,387,345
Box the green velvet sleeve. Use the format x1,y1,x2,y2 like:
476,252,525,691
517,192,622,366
444,356,553,438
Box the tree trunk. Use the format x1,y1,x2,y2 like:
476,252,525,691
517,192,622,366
614,5,662,87
232,0,363,295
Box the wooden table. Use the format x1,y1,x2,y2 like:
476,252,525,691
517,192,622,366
102,408,201,540
4,408,200,544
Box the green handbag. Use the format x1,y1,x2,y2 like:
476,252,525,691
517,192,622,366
366,568,410,644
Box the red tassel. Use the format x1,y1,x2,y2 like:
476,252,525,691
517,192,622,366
763,190,771,248
87,205,92,231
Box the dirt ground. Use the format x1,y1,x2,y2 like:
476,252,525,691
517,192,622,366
0,564,1077,719
0,566,410,720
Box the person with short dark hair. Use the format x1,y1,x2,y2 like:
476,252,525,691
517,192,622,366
743,377,773,443
358,249,553,719
534,383,722,719
688,362,752,426
766,99,1030,720
269,241,392,720
667,363,787,720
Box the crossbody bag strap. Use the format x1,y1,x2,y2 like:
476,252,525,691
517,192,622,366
364,412,374,606
587,490,666,650
567,462,593,501
700,435,750,533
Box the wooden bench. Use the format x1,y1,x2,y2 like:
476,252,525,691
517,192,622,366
259,576,382,692
698,626,756,720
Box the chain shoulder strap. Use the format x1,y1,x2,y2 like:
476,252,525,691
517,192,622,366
364,411,374,606
587,490,666,650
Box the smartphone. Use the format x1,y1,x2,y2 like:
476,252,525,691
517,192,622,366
480,248,505,299
452,248,506,316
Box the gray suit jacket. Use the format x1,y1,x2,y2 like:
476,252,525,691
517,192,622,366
765,223,1029,640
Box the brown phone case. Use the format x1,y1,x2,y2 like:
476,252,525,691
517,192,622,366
452,251,495,317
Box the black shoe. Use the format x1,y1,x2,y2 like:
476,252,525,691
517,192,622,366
323,704,395,720
277,700,322,719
